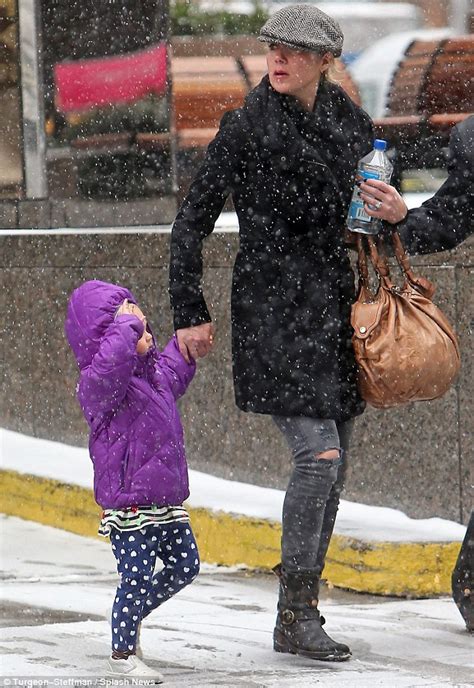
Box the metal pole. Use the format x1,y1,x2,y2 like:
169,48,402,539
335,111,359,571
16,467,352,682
163,0,177,197
18,0,47,198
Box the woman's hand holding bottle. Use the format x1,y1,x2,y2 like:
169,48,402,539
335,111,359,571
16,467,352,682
359,179,408,225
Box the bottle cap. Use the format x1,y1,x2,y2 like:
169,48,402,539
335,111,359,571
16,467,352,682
374,139,387,151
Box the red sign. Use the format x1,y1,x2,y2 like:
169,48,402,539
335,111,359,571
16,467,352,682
55,43,168,113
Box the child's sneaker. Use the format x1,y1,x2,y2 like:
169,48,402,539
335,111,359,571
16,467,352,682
106,655,163,682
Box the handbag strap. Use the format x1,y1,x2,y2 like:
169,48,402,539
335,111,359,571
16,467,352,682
355,233,393,290
391,229,436,298
356,230,435,299
356,234,370,289
391,230,412,276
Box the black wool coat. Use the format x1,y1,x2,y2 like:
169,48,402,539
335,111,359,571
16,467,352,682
170,77,373,421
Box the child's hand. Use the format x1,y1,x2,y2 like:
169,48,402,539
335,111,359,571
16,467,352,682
116,299,144,325
116,299,135,318
116,300,151,354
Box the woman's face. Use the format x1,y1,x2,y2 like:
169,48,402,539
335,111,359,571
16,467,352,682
266,43,332,110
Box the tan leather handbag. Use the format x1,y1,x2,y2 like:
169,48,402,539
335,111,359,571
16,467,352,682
351,231,460,409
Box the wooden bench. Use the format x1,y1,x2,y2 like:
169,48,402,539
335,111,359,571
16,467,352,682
374,35,473,158
387,36,473,117
59,51,363,198
172,56,247,136
237,54,267,89
62,51,362,153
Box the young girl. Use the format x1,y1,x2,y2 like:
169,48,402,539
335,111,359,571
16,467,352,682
65,279,200,681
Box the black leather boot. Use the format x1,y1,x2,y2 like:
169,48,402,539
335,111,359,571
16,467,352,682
273,563,351,661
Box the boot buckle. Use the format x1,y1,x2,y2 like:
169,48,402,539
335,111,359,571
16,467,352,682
281,609,295,625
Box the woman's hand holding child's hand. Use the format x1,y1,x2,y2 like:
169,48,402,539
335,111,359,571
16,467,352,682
176,323,215,363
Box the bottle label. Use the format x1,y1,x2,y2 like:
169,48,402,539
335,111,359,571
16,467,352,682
347,164,384,224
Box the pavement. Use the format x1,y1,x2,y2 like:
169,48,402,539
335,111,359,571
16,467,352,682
1,515,473,688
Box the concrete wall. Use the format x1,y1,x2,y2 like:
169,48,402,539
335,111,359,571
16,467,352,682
0,197,177,229
1,230,472,523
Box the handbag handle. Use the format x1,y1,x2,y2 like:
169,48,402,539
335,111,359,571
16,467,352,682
355,233,394,291
391,230,436,298
356,234,370,289
356,230,435,299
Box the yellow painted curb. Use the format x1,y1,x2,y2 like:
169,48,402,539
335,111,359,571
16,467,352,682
0,469,461,597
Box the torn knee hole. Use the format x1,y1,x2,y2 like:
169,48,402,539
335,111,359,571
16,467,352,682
315,449,340,461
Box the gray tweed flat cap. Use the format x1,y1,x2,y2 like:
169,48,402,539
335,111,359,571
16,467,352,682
258,4,344,57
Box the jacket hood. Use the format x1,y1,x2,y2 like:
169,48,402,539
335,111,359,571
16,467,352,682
65,280,136,369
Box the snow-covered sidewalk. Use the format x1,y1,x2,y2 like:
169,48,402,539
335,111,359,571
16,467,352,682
1,515,472,687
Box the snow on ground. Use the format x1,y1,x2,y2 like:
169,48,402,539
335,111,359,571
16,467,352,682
1,516,472,687
0,428,466,543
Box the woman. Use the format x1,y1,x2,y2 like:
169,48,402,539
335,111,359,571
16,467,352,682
169,4,402,662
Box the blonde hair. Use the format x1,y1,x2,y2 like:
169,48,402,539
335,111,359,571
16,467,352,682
324,57,344,85
317,52,339,85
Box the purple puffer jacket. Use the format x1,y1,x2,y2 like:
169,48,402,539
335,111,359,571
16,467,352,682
65,280,196,509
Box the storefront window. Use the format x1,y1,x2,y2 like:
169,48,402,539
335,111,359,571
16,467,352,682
42,0,172,202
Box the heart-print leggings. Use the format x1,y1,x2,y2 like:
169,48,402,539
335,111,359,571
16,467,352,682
110,521,200,653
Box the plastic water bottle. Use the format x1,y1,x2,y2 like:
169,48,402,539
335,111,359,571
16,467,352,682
347,139,393,235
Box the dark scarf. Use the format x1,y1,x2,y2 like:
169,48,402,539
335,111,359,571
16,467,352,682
242,76,370,246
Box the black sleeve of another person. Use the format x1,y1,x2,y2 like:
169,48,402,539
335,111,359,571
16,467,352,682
395,116,473,255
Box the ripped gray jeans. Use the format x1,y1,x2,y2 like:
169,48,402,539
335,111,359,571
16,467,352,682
272,415,353,575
